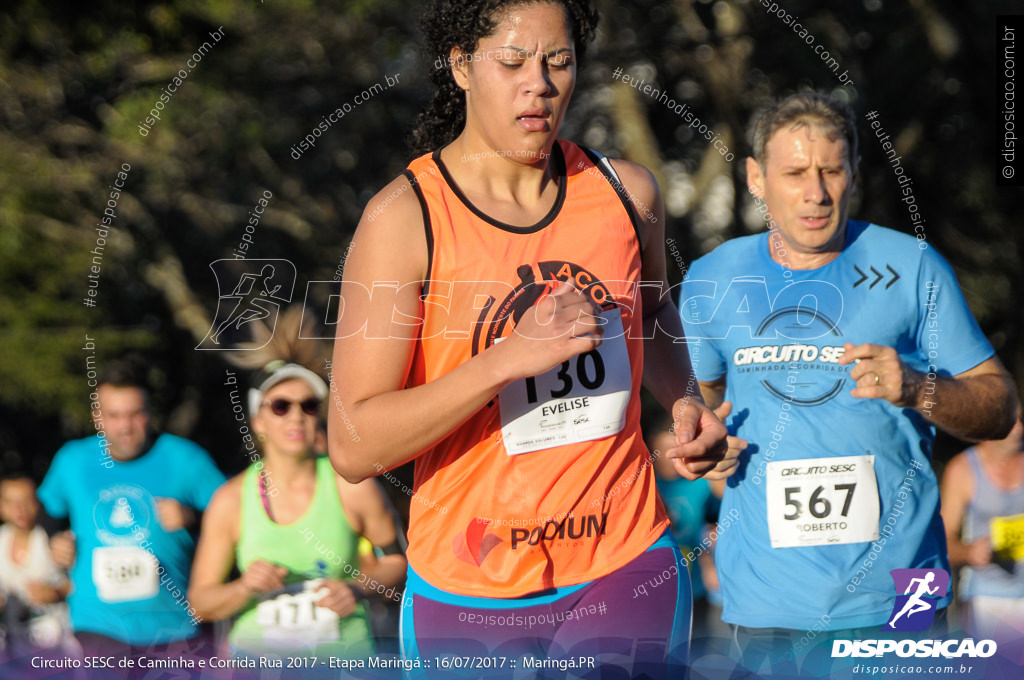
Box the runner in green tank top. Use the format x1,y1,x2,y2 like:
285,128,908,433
229,455,374,656
188,360,407,663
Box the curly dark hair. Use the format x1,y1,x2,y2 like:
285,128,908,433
409,0,599,158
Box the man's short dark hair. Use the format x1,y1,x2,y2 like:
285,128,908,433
0,471,35,488
750,91,858,168
96,357,149,392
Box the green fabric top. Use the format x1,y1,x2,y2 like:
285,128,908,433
229,455,373,658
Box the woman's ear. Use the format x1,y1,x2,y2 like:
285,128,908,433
252,410,265,438
451,46,471,91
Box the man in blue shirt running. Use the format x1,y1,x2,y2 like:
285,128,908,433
39,358,225,673
679,91,1018,676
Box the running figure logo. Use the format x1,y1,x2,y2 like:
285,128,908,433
884,568,950,632
197,259,296,350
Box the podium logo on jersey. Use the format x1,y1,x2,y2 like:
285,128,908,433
884,568,949,632
196,259,297,350
510,513,608,549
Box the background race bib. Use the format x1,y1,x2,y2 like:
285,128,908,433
92,546,159,603
28,609,66,648
766,455,880,548
498,310,632,456
254,580,340,649
991,513,1024,561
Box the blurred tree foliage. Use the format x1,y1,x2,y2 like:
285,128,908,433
0,0,1019,482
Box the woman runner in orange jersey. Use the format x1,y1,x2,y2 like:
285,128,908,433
328,0,738,675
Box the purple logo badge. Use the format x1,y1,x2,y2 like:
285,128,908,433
884,569,949,632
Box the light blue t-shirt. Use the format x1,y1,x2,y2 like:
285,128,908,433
679,221,994,630
38,433,225,644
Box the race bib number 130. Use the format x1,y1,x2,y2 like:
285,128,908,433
499,309,631,456
766,455,880,548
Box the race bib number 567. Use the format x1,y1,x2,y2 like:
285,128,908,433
766,455,880,548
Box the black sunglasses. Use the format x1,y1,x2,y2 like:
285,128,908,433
262,398,320,417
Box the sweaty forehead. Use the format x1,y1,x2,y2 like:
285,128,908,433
489,3,571,42
766,121,848,164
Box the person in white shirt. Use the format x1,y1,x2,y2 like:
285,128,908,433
0,473,76,668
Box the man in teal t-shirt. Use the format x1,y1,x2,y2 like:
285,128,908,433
38,358,225,669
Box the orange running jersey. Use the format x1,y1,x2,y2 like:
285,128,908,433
400,140,668,598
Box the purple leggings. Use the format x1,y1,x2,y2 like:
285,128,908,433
400,532,690,679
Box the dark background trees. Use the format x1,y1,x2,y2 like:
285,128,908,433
1,0,1020,494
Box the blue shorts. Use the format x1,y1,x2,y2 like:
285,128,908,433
400,531,690,678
